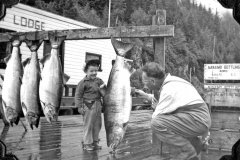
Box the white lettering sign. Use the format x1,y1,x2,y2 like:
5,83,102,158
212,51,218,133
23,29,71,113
204,64,240,80
13,15,45,31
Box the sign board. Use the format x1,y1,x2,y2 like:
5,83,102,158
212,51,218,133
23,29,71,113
204,64,240,80
204,84,240,89
205,86,240,107
13,15,45,31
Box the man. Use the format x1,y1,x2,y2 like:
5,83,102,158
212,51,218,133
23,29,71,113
135,62,211,160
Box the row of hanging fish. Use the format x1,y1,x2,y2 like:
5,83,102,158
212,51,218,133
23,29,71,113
0,34,70,129
0,35,134,151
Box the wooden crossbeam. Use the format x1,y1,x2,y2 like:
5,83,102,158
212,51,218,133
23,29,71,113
0,25,174,42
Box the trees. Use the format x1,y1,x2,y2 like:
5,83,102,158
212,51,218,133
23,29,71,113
78,0,108,16
19,0,239,92
130,8,151,26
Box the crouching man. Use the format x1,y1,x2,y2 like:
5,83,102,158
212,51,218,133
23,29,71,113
135,62,211,160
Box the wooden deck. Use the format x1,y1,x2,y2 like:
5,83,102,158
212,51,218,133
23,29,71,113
0,110,231,160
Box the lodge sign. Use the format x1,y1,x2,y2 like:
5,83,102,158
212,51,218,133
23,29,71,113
13,15,45,31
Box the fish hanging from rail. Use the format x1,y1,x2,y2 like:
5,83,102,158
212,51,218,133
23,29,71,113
1,37,24,126
39,33,70,123
20,39,43,130
103,37,135,151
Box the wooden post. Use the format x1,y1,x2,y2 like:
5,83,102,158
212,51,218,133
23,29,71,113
153,10,166,69
151,9,166,155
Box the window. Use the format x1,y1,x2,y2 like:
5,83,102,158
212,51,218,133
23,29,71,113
43,40,65,71
0,28,15,69
85,52,102,72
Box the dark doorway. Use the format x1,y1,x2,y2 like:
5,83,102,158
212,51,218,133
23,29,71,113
0,28,15,69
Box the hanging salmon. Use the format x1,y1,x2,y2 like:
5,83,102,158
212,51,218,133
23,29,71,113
103,37,135,151
21,39,43,129
39,33,70,123
1,36,24,126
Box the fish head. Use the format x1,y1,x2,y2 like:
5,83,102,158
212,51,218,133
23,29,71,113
107,125,125,150
26,111,40,129
123,58,136,75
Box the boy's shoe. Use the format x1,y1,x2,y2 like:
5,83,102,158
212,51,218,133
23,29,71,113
83,144,94,151
92,141,102,149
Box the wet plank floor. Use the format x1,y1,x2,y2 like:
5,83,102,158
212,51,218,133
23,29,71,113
0,110,231,160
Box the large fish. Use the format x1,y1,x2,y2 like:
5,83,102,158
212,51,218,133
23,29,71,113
39,35,70,123
1,39,23,126
20,40,43,129
103,37,135,150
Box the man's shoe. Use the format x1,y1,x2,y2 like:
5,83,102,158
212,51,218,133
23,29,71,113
177,149,196,160
92,141,102,150
83,144,94,151
171,144,197,160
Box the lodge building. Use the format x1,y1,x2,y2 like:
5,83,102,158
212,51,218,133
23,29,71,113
0,3,116,94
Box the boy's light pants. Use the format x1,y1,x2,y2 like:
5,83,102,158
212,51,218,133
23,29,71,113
83,101,102,145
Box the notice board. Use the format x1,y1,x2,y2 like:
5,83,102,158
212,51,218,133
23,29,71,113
204,63,240,107
204,64,240,80
205,85,240,107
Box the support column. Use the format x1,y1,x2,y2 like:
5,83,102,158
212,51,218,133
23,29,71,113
151,10,166,155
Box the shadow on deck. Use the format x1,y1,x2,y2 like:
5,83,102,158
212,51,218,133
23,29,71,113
0,110,230,160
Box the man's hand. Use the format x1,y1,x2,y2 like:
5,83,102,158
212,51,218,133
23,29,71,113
78,108,85,115
135,89,158,110
135,89,152,101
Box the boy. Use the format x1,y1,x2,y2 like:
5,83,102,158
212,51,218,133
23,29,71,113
75,59,105,151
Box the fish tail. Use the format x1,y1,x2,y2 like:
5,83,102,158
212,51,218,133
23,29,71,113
111,37,134,57
45,110,57,124
41,102,56,123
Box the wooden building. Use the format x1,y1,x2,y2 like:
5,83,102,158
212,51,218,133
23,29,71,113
0,3,116,91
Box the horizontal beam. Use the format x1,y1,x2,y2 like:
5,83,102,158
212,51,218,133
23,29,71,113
0,25,174,42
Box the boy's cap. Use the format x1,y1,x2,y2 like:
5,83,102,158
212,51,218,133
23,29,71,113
86,59,100,67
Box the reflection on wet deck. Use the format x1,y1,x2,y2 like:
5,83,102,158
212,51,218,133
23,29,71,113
0,110,231,160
